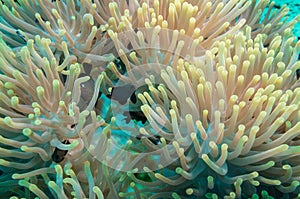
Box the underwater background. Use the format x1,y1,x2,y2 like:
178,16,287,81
0,0,299,199
266,0,299,36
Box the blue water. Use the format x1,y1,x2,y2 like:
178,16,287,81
263,0,300,37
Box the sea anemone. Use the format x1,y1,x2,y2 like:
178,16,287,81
0,35,104,197
0,0,299,198
97,22,300,198
0,0,115,64
104,0,299,45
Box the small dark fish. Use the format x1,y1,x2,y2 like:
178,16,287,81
52,140,70,163
77,74,96,111
109,83,167,124
78,63,102,111
107,84,136,105
82,63,92,75
124,110,147,124
136,134,161,145
105,83,147,124
108,83,172,124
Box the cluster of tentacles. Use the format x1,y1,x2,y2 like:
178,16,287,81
0,0,299,198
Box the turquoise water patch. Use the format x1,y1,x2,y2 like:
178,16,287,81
262,0,300,37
